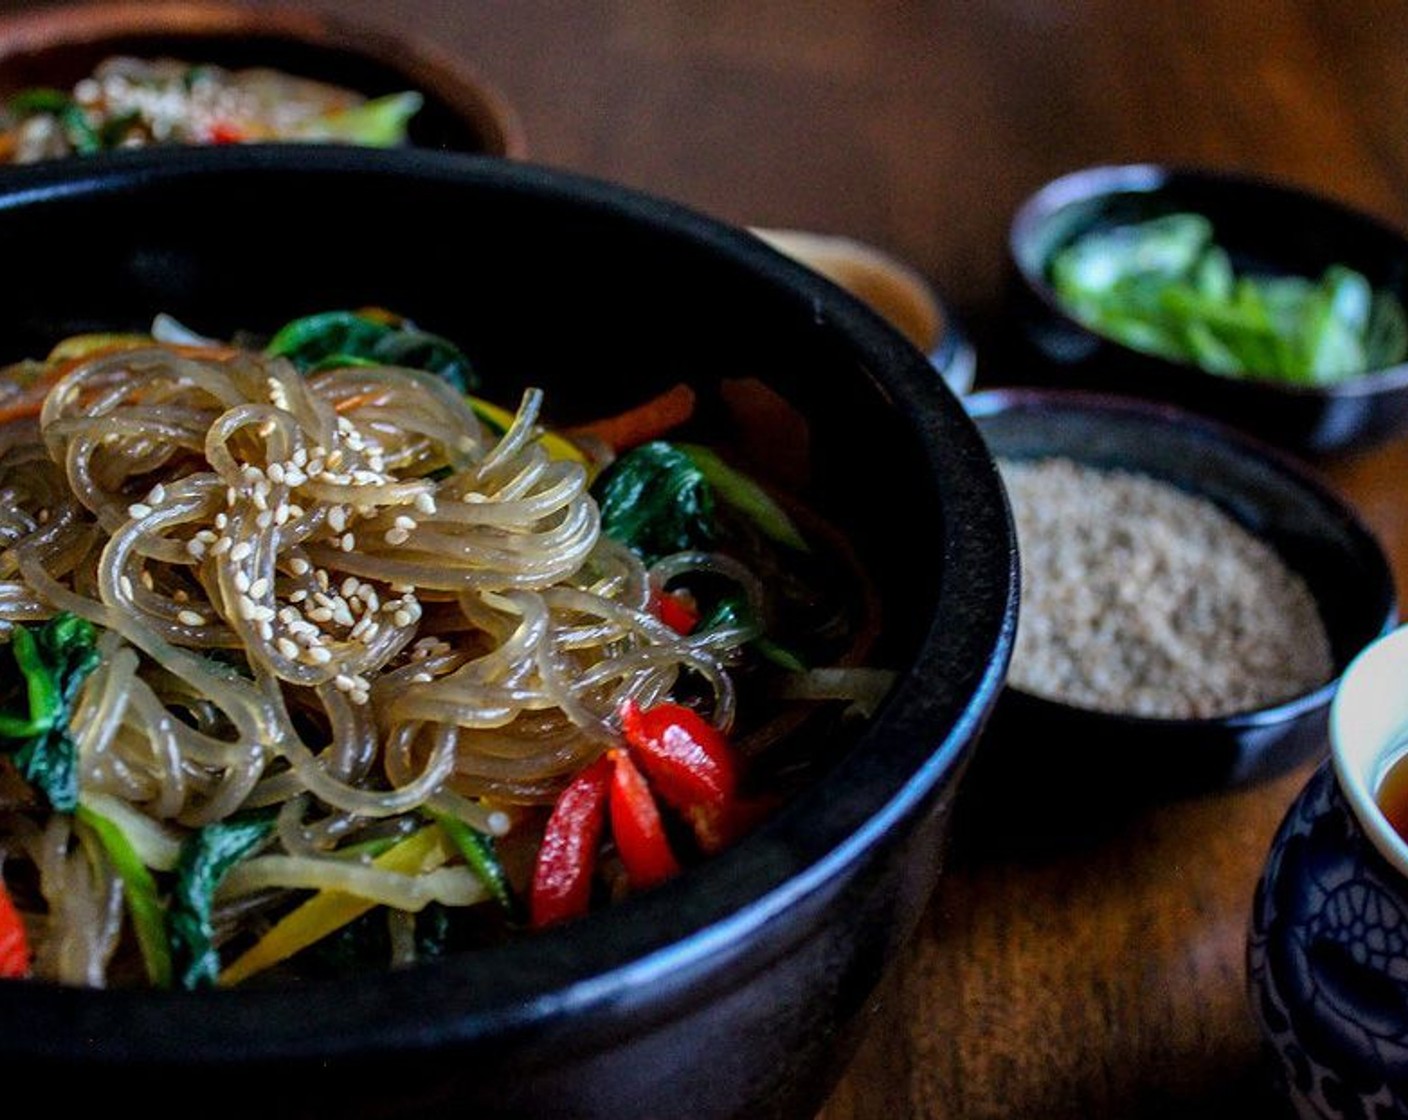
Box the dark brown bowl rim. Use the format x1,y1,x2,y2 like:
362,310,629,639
0,0,528,158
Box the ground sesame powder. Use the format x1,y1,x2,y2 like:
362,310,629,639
998,456,1334,719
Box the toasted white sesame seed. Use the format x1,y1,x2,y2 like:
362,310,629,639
257,620,274,641
249,577,270,599
213,514,228,531
141,570,155,591
229,541,252,563
414,492,437,515
267,463,285,485
306,645,333,665
147,484,166,505
276,636,299,659
235,571,251,594
384,528,410,546
186,539,207,558
127,502,153,519
340,533,355,552
238,595,259,620
331,602,356,629
177,609,205,627
290,557,310,575
394,515,417,532
315,568,330,590
328,506,347,533
393,609,413,627
120,575,134,598
308,606,334,624
289,589,308,603
211,536,233,557
410,672,433,683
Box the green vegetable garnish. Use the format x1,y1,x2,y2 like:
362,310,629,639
265,309,477,391
292,91,424,147
1048,211,1408,385
678,442,808,553
594,441,716,564
76,804,173,988
166,809,278,990
0,614,101,813
429,811,518,920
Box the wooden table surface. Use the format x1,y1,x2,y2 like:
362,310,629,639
16,1,1408,1116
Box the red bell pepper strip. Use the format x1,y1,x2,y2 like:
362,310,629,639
650,587,700,635
619,699,738,853
607,748,680,889
529,754,613,929
0,879,31,979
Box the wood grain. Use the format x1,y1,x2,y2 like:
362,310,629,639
8,1,1407,1115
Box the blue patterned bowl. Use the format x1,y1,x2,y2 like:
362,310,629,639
1249,622,1408,1117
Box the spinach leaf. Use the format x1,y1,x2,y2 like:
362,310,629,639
0,614,100,812
264,309,476,391
593,441,716,564
167,808,277,990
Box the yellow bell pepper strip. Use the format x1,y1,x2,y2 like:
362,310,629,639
217,823,454,987
468,395,588,466
75,803,173,988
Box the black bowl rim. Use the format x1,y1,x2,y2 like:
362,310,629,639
966,383,1398,730
0,144,1018,1063
1007,161,1408,400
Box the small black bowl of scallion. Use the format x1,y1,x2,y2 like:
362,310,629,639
1001,163,1408,457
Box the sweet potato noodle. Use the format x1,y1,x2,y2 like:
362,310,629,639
0,344,753,986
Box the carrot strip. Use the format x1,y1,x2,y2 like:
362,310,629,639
0,340,238,427
567,382,696,452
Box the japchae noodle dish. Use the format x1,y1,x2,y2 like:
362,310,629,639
0,56,421,163
0,309,886,989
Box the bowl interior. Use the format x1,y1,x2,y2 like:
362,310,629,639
965,387,1396,802
0,146,1015,1061
0,2,524,156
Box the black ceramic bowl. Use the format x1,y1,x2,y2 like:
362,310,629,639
1004,163,1408,457
0,146,1016,1119
965,387,1395,814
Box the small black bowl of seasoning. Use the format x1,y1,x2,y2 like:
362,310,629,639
965,386,1397,811
1002,163,1408,457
